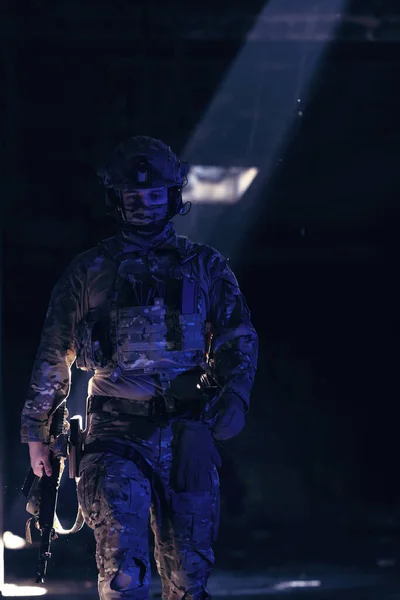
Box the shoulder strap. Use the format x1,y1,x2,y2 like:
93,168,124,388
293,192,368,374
175,235,202,264
97,236,144,267
96,236,123,262
175,237,202,314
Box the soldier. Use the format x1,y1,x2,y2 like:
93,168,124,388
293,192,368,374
21,136,258,600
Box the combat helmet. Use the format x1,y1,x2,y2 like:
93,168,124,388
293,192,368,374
98,136,190,228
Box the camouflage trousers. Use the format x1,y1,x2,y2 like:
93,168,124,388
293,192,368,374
77,422,220,600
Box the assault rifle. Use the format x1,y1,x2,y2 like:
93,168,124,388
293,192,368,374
21,402,85,584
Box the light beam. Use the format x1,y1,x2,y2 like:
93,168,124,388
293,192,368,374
176,0,347,259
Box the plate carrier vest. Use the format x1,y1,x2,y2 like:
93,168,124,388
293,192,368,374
76,236,211,390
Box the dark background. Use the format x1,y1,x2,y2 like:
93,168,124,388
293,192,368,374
0,0,396,584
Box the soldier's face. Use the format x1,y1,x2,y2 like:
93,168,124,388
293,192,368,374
121,187,169,224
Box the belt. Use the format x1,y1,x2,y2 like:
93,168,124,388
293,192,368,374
87,395,205,425
87,394,191,425
87,396,200,425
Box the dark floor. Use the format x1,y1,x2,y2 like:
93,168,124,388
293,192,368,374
3,567,400,599
4,553,400,598
4,525,400,598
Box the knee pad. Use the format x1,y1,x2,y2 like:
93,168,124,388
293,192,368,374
110,558,147,592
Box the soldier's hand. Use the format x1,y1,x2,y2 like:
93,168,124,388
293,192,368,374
28,442,52,478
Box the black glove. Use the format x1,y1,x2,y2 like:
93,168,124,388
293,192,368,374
174,421,221,493
211,393,246,441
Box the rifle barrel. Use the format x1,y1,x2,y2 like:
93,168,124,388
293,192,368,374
35,456,61,583
36,526,53,583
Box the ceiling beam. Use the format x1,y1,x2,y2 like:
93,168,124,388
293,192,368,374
5,5,400,44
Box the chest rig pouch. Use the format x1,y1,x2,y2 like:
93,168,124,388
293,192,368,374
76,237,208,384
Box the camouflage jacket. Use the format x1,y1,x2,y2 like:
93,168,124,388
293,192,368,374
21,225,258,443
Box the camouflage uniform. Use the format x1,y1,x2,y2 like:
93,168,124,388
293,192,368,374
21,140,258,600
78,423,220,600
